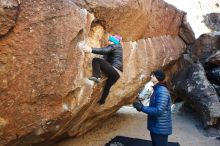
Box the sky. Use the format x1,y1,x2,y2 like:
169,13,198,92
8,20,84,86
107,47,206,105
164,0,220,38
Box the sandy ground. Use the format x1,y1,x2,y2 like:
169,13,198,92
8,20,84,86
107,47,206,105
54,106,220,146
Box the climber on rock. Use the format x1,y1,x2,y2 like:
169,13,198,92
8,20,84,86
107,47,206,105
81,35,123,105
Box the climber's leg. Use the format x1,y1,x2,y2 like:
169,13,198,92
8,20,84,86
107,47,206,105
90,57,120,104
89,57,103,83
98,67,120,104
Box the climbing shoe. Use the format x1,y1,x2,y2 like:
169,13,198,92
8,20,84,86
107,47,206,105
98,99,105,105
88,77,100,83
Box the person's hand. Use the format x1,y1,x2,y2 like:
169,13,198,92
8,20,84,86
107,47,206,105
132,100,143,112
82,45,92,53
78,41,92,53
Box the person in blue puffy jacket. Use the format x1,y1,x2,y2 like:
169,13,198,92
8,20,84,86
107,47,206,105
133,70,172,146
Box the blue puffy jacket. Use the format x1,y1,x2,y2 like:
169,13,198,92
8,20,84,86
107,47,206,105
141,83,172,135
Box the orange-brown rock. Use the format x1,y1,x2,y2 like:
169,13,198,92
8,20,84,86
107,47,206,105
84,0,184,40
0,0,186,145
0,118,7,136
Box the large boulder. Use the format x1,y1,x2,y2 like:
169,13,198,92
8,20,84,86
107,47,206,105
73,0,184,41
170,32,220,127
189,34,220,67
0,0,186,145
172,56,220,126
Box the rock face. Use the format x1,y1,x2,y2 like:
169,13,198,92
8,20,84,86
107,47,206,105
206,67,220,86
0,0,19,36
206,50,220,66
189,34,220,67
171,34,220,127
74,0,184,40
0,0,186,145
179,15,195,44
172,57,220,126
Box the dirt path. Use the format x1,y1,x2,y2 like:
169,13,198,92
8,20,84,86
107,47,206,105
54,106,220,146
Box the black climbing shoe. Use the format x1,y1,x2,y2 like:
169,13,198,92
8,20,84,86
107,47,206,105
88,77,100,83
98,99,105,105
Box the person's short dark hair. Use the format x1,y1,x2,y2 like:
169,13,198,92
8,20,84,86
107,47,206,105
153,70,165,81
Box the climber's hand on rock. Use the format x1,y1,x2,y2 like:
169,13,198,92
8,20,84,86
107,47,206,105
82,45,92,53
78,41,92,53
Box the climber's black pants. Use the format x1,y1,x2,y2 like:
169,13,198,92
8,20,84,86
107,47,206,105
92,57,120,102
